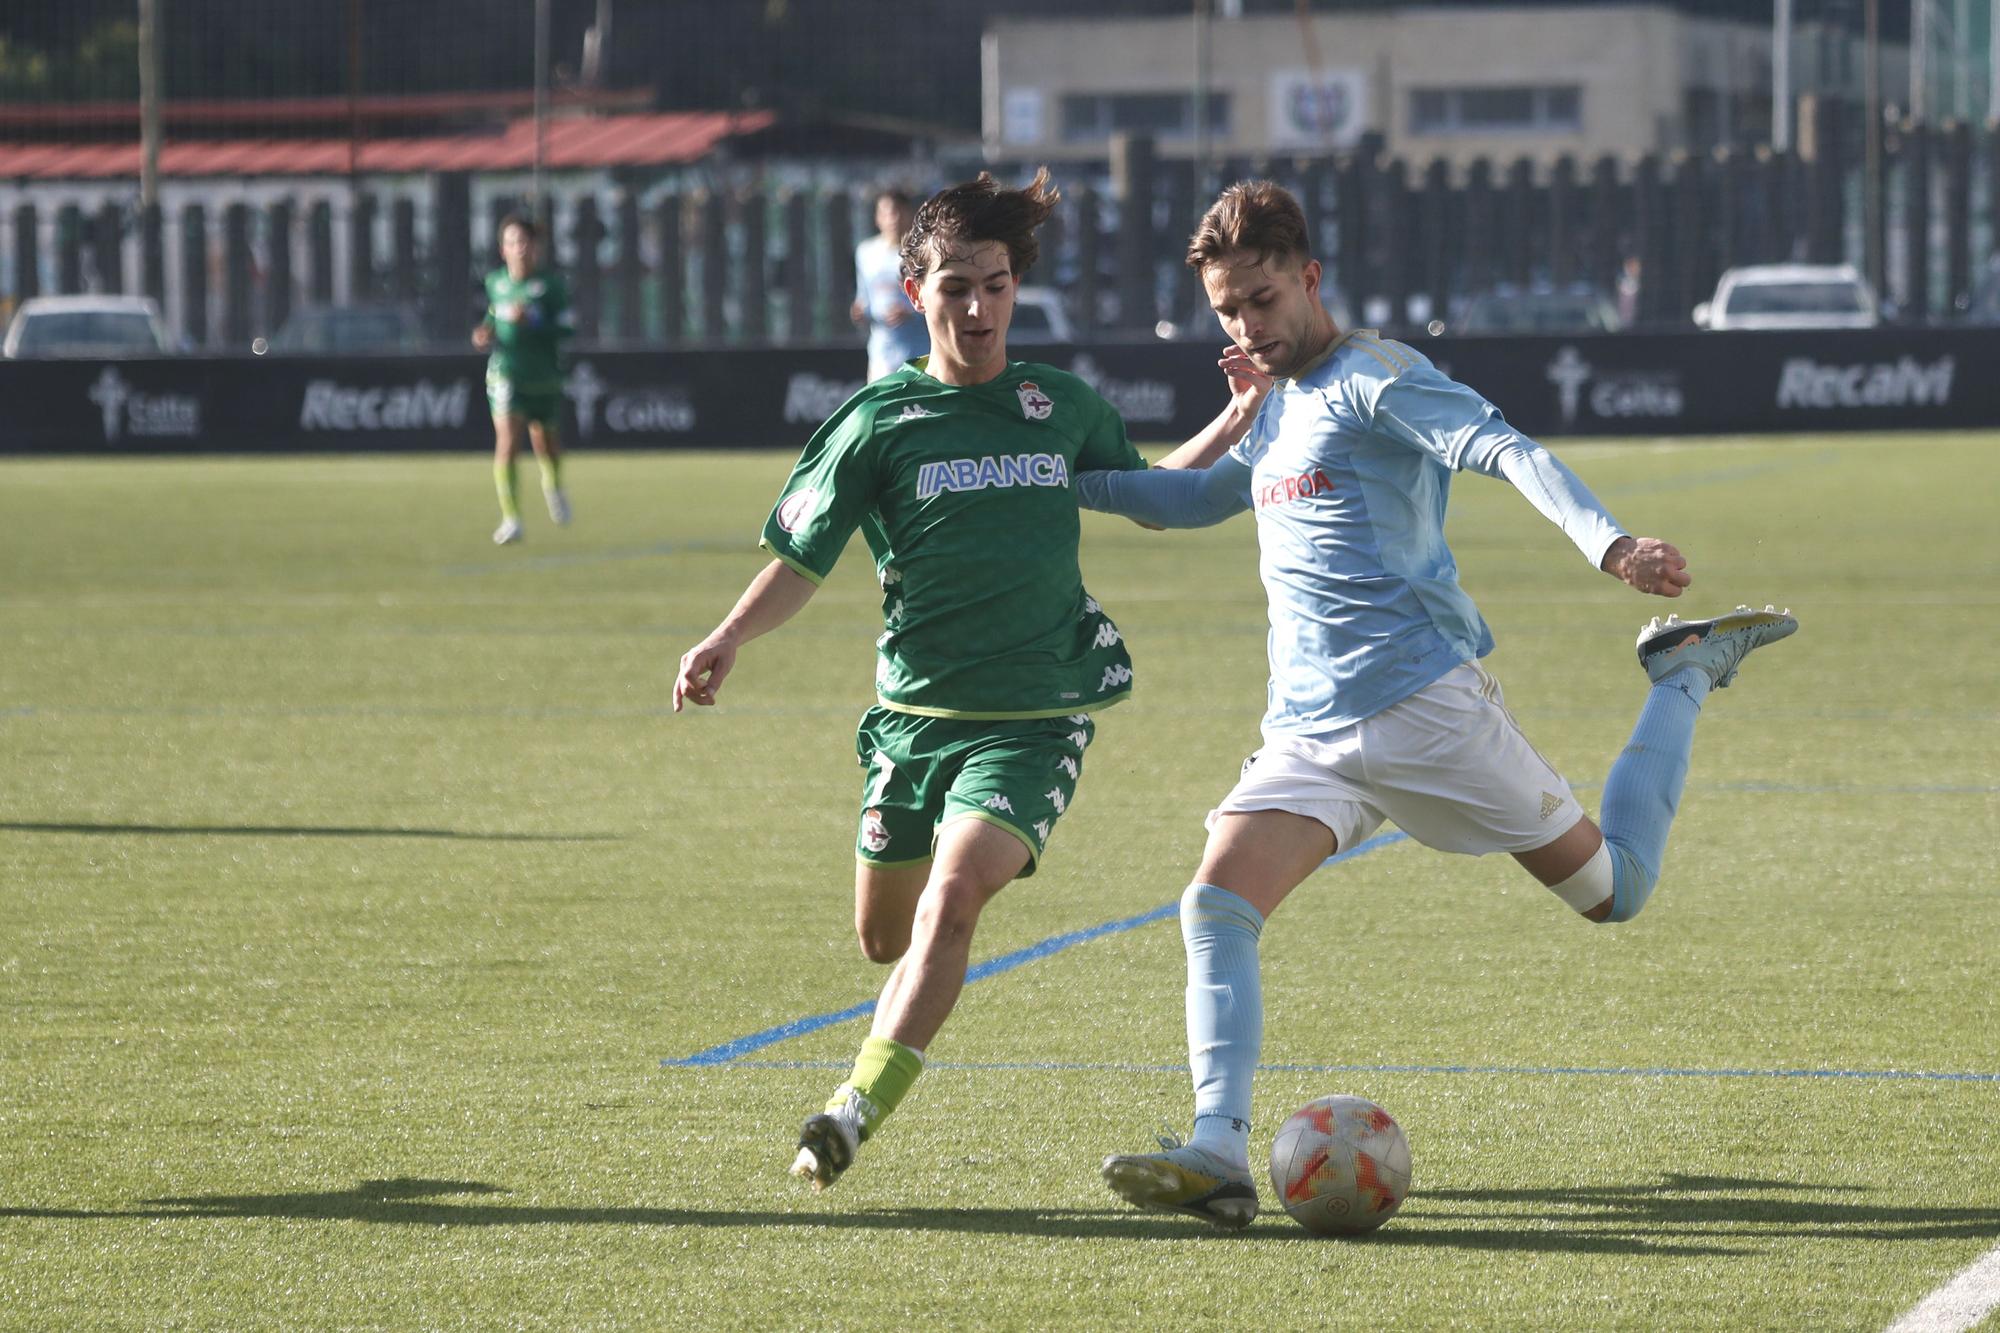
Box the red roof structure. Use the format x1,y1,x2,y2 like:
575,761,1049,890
0,110,777,179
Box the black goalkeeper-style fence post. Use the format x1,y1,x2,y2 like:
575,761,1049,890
140,202,165,310
1379,157,1411,330
308,199,335,306
782,189,812,344
819,188,853,342
1500,156,1533,289
571,194,603,341
1110,132,1156,332
55,203,83,295
1941,120,1971,316
1548,154,1577,288
1073,182,1101,338
1630,153,1664,324
1805,95,1845,265
12,203,40,304
266,199,294,338
93,201,123,294
740,188,769,343
430,173,472,342
223,202,253,347
390,196,417,306
697,188,727,343
1461,157,1494,299
1670,151,1703,327
655,191,685,345
1901,120,1931,323
1587,156,1620,296
350,191,377,303
614,187,644,343
179,202,208,347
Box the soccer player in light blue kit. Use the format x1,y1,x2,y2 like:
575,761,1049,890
851,188,930,381
1087,181,1797,1229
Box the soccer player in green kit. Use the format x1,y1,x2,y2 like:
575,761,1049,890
472,215,573,545
673,169,1268,1192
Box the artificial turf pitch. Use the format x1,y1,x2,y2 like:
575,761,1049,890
2,434,1996,1329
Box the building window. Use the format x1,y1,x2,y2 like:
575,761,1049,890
1059,92,1231,144
1408,85,1582,135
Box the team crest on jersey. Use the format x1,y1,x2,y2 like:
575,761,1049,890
777,488,820,533
1017,381,1054,420
861,808,891,853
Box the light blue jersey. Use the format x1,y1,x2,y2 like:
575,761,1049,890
856,234,928,378
1078,330,1626,738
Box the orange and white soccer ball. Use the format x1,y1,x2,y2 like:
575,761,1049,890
1268,1094,1412,1235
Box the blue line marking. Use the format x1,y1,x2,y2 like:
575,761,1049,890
663,831,1410,1068
711,1058,2000,1085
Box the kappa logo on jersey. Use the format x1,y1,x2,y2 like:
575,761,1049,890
1092,621,1123,649
1044,787,1067,815
1255,467,1336,510
1099,663,1133,692
1017,381,1054,420
897,404,937,422
983,794,1015,814
777,488,821,533
860,808,891,853
916,453,1070,500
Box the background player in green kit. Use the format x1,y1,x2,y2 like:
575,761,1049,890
472,215,573,545
673,169,1267,1193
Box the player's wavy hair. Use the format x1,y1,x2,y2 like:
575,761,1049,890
900,167,1059,283
1186,179,1311,274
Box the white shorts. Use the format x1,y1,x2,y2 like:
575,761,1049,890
1209,662,1585,856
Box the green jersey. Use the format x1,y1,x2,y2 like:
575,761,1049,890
761,359,1147,720
482,267,572,393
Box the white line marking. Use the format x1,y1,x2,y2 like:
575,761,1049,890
1885,1242,2000,1333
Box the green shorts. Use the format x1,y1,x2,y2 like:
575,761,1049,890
854,705,1097,878
487,378,562,426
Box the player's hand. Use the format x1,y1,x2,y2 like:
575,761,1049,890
673,634,739,711
1220,345,1273,418
1602,536,1690,598
471,324,493,351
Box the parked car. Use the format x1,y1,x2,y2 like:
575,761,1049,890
1438,285,1622,336
3,295,174,358
255,303,429,355
1008,287,1077,345
1693,264,1880,330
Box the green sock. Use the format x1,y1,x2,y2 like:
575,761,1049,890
494,460,520,521
537,453,563,494
826,1035,924,1138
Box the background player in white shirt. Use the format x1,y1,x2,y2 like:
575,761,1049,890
851,188,930,381
1080,180,1797,1229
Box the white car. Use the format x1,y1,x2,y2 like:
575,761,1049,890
3,295,175,357
1008,287,1077,344
1694,264,1880,331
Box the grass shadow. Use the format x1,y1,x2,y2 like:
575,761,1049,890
10,1172,1990,1253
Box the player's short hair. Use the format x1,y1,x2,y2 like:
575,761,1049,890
901,167,1059,284
1186,180,1311,274
498,213,540,243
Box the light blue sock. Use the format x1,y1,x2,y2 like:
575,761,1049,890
1181,882,1264,1171
1598,670,1711,922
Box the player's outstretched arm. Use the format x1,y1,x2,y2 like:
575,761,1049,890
1599,536,1690,598
1154,346,1272,471
673,560,819,711
1076,455,1253,530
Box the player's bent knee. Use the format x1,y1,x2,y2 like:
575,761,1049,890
1601,841,1657,923
856,927,909,965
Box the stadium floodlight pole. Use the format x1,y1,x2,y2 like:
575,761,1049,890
1773,0,1792,153
139,0,161,210
533,0,551,219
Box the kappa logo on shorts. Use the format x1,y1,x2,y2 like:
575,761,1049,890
1092,621,1123,649
1044,788,1067,815
1033,819,1051,843
1539,791,1565,821
1017,381,1054,420
1056,755,1079,779
1099,663,1133,692
983,794,1015,814
861,808,891,853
